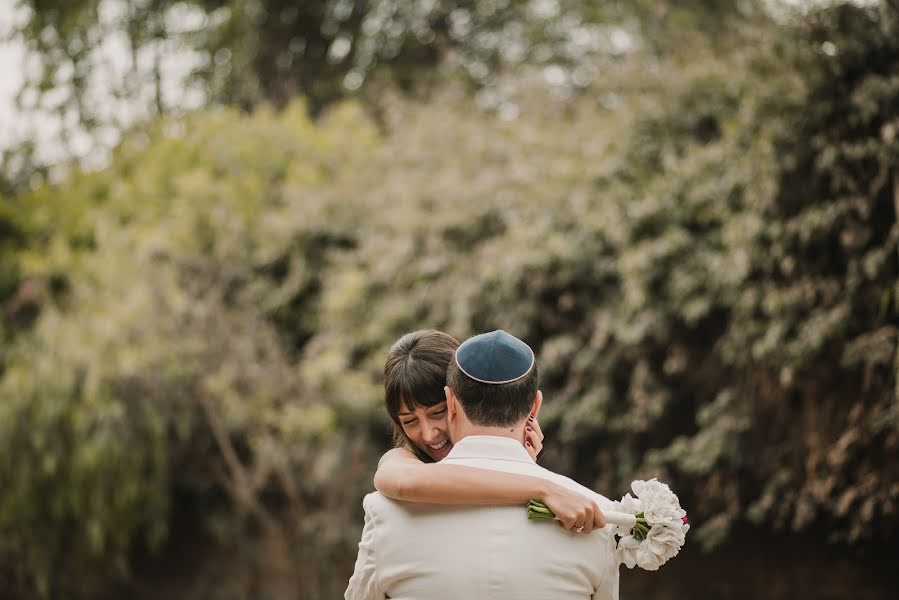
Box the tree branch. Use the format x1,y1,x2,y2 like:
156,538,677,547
196,388,278,533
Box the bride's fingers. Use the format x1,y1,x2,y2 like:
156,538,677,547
557,512,578,531
524,438,538,461
578,506,596,533
525,426,543,458
572,507,593,533
561,504,602,533
593,508,607,529
557,505,594,533
529,416,545,442
543,484,605,534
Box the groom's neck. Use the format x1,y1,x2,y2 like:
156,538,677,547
456,422,526,442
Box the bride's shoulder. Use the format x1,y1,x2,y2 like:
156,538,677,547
377,446,419,469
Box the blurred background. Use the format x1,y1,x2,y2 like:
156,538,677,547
1,0,897,598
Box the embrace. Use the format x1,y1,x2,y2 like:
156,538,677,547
345,329,619,599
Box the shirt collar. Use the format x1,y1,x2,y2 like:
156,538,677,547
443,435,533,464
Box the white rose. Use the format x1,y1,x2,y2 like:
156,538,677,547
616,535,640,569
614,492,642,513
631,479,685,526
635,541,663,571
646,523,686,561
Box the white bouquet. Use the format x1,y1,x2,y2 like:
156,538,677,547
609,479,689,570
527,478,689,571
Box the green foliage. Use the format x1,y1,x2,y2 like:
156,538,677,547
1,102,385,597
9,0,771,172
1,3,897,598
13,0,613,126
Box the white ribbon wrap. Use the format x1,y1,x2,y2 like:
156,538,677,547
602,511,637,528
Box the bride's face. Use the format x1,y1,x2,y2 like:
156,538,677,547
397,400,454,461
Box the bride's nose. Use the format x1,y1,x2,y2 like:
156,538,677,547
421,424,443,444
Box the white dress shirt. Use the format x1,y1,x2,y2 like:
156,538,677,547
345,435,620,600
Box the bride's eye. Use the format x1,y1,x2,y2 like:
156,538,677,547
402,418,417,426
432,408,446,416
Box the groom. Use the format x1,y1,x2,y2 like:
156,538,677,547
345,330,619,599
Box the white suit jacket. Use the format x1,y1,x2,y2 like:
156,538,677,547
345,435,619,600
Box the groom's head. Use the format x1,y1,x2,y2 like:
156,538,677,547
444,330,540,441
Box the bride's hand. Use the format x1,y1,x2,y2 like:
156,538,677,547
542,483,606,533
524,415,544,461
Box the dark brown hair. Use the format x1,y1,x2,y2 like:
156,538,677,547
384,330,460,462
446,358,539,427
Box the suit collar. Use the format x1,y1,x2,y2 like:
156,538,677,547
443,435,533,463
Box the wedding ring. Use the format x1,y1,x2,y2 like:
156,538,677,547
575,525,584,533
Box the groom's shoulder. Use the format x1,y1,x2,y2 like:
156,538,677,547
360,492,391,530
362,490,389,512
362,490,410,518
535,466,614,509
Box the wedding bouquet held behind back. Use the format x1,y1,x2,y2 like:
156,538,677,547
528,478,689,571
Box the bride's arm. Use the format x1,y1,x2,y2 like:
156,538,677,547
373,447,605,532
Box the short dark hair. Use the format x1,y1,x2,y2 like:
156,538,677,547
446,358,539,427
384,330,460,462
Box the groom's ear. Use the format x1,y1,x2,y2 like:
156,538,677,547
529,390,543,419
444,386,458,423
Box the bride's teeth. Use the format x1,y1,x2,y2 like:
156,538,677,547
429,440,447,449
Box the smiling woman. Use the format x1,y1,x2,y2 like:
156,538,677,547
383,329,460,462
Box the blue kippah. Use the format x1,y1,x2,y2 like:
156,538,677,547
454,330,535,384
